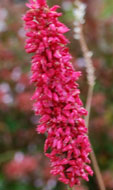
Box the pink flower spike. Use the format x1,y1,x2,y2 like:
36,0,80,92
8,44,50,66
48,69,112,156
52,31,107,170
23,0,93,187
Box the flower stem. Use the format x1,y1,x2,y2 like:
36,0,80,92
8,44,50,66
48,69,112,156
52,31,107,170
78,25,106,190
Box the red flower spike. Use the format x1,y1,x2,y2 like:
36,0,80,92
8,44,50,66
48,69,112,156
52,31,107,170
23,0,93,187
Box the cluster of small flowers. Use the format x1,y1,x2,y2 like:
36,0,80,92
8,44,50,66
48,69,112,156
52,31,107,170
73,0,86,40
23,0,93,187
73,0,94,83
4,152,37,179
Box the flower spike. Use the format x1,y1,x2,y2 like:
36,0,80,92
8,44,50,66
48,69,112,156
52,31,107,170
23,0,93,187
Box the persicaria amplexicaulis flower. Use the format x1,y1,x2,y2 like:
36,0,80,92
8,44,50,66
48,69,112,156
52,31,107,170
23,0,93,187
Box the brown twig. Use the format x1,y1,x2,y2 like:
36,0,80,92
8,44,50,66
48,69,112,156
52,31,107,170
79,25,95,128
79,25,106,190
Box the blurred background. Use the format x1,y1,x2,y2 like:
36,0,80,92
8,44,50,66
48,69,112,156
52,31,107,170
0,0,113,190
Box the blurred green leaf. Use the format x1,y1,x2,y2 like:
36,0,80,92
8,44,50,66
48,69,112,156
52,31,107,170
102,0,113,18
0,151,15,164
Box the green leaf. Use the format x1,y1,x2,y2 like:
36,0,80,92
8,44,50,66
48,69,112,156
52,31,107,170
102,0,113,18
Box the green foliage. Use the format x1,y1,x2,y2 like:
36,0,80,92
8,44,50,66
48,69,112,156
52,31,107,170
102,0,113,18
